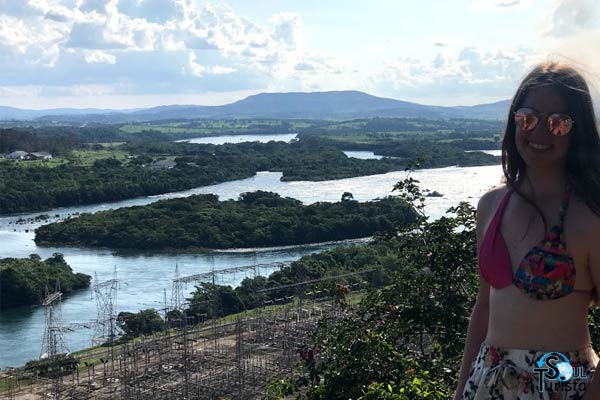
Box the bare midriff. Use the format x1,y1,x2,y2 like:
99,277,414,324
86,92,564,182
485,285,594,353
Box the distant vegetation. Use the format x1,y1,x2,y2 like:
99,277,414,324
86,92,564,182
119,119,296,139
0,128,78,155
0,118,501,214
296,117,502,158
34,191,416,250
0,116,503,144
0,253,91,310
0,136,498,214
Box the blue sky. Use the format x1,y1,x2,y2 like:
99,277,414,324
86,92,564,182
0,0,598,109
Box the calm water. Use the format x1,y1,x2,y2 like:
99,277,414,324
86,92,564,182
342,151,383,160
464,149,502,156
177,133,298,145
0,158,503,369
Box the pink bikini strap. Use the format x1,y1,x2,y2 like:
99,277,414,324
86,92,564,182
487,188,514,238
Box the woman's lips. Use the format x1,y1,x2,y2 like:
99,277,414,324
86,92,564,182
528,141,552,150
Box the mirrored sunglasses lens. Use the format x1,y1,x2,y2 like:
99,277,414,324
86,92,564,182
515,109,538,131
548,114,573,136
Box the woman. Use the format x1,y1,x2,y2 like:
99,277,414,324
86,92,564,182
454,61,600,399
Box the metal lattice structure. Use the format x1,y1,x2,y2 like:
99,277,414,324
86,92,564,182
92,267,120,346
170,261,291,312
40,283,69,360
2,268,372,399
170,263,184,312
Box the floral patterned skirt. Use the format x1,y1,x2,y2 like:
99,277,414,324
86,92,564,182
459,341,599,400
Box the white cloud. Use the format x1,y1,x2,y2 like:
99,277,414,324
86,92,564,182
210,65,237,74
84,49,116,63
270,12,303,51
544,0,598,37
495,0,521,7
187,52,236,76
0,1,319,94
0,85,41,97
40,84,116,97
536,0,600,98
365,46,538,105
0,83,115,99
470,0,531,11
295,62,315,71
0,0,555,108
0,14,68,66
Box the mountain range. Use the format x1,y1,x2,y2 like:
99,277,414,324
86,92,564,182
0,91,511,123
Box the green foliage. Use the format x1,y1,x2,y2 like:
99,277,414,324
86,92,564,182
358,370,450,400
119,119,294,138
0,128,77,155
263,374,301,400
0,124,499,214
236,276,268,310
116,309,164,338
260,172,600,399
187,283,245,319
588,307,600,347
296,118,501,169
24,354,79,378
181,239,404,321
35,191,415,249
0,253,91,309
262,175,478,399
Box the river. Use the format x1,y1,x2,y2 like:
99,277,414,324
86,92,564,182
176,133,298,145
0,137,504,369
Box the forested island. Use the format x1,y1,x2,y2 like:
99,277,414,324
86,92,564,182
0,253,91,310
34,191,416,250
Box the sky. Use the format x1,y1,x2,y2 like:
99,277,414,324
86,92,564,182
1,0,599,109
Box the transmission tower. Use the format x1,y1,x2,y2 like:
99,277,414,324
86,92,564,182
92,267,120,345
40,283,69,360
170,263,184,312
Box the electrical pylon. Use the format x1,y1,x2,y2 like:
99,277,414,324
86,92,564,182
40,282,69,360
92,267,120,345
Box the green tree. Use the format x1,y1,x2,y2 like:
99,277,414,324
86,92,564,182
341,192,354,202
262,174,477,399
117,309,164,338
187,283,244,319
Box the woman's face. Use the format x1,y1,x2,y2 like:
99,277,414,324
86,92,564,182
514,85,572,170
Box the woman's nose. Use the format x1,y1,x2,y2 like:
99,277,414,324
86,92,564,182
531,118,552,137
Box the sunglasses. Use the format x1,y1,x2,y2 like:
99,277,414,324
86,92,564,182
513,107,574,136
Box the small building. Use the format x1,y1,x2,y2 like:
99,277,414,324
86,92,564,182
6,151,29,160
151,159,176,169
29,152,53,160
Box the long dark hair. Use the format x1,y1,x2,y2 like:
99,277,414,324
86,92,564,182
501,61,600,232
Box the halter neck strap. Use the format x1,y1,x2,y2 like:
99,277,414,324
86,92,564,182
557,183,572,229
508,182,572,232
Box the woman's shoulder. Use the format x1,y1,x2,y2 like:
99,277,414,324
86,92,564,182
567,194,600,267
570,192,600,235
477,184,510,215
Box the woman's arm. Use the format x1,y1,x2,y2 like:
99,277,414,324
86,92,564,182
581,220,600,399
452,192,493,400
452,277,490,399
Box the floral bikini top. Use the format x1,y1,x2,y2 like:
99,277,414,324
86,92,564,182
479,184,595,300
